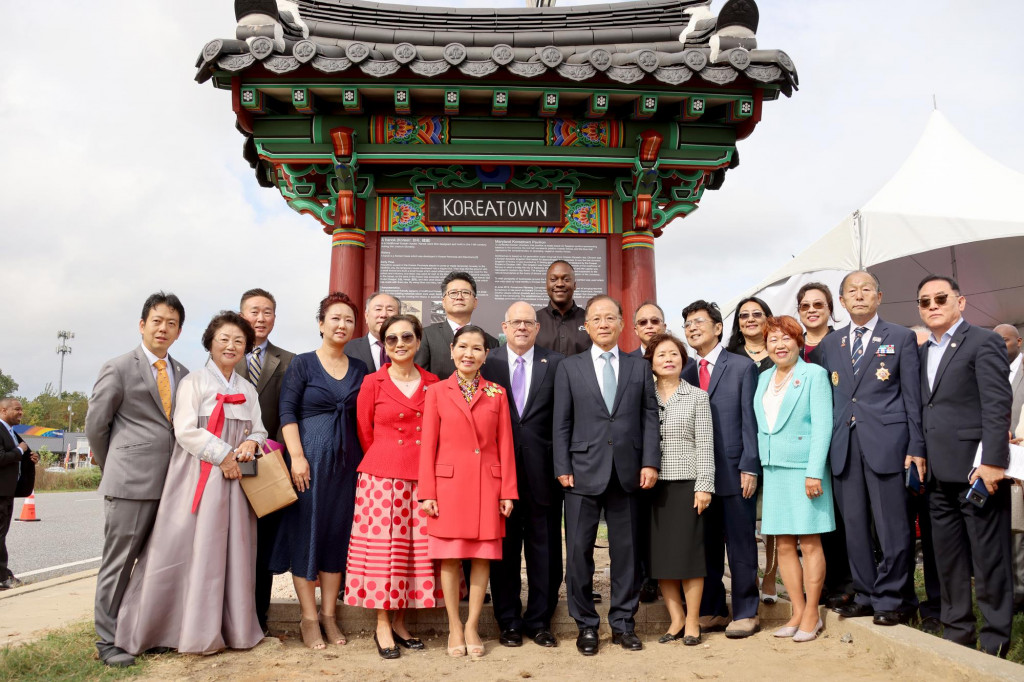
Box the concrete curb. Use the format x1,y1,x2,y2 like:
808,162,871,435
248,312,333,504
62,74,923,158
0,568,98,601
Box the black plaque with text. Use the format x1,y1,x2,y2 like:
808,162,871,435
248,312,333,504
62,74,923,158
425,190,565,226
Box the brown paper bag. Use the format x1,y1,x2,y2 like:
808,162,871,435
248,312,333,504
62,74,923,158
240,445,297,518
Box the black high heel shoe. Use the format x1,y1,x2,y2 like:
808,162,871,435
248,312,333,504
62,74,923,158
374,632,401,659
392,629,425,650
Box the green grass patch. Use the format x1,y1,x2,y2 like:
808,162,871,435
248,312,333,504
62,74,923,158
0,620,149,681
33,467,101,492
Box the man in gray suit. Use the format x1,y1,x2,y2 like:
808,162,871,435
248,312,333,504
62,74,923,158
553,295,660,655
86,292,188,667
415,271,497,379
345,292,400,372
235,288,294,634
995,323,1024,614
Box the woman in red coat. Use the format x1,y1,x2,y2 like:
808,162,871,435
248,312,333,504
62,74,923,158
419,325,517,659
345,314,441,659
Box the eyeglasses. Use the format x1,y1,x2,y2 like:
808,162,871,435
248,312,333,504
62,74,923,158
635,317,663,327
504,319,538,329
683,318,711,329
738,311,764,320
445,289,474,300
917,293,954,309
384,332,416,347
798,301,827,312
588,315,621,325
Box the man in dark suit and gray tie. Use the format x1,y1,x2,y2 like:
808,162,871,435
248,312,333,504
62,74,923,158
86,292,188,667
554,294,660,655
0,398,40,590
345,292,400,372
483,301,565,648
416,272,497,378
680,300,761,638
819,271,923,627
918,275,1014,656
235,288,295,635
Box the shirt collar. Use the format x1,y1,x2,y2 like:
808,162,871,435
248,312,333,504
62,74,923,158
700,343,724,366
929,317,965,346
140,344,167,367
367,331,382,347
251,340,269,357
205,358,235,389
545,300,580,318
590,343,620,362
509,345,535,364
850,314,880,337
446,318,463,334
0,418,13,435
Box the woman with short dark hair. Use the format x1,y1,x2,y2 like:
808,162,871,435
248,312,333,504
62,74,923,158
269,292,367,649
115,311,267,655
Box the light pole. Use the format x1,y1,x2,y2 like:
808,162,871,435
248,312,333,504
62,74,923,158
56,330,74,396
66,404,74,468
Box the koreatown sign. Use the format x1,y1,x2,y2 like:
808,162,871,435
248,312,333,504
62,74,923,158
425,190,565,226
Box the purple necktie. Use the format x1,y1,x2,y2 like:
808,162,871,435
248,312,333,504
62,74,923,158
512,356,526,416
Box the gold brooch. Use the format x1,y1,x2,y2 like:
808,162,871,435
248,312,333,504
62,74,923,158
483,385,503,397
831,371,839,387
876,367,891,381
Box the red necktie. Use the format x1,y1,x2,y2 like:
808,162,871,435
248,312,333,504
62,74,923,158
191,392,247,513
699,359,710,392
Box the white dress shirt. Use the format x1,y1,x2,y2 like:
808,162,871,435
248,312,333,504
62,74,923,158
1009,354,1021,384
847,314,880,356
697,343,725,376
141,344,175,392
507,345,535,408
590,344,620,395
366,332,385,371
926,317,965,389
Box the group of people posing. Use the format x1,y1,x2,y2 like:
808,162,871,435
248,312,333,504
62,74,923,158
83,260,1018,668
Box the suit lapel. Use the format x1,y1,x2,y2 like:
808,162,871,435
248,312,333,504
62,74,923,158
836,324,857,389
851,323,890,391
577,353,607,413
930,322,970,396
611,351,633,415
489,347,517,419
378,370,425,410
523,348,550,420
135,346,166,416
444,374,474,424
770,362,807,434
1013,362,1024,399
258,345,281,394
707,349,726,396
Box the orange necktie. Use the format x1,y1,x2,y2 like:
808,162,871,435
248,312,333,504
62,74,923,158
154,359,172,420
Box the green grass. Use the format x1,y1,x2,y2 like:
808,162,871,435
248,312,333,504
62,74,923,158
910,566,1024,664
0,621,150,682
33,467,101,492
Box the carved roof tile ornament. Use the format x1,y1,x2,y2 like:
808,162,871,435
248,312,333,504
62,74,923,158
196,0,797,89
264,55,300,73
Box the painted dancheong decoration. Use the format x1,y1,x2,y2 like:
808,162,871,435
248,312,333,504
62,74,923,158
197,0,796,345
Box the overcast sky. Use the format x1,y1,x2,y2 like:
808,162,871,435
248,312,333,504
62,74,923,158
2,0,1022,404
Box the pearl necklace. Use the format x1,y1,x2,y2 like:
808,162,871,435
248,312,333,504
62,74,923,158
770,368,793,396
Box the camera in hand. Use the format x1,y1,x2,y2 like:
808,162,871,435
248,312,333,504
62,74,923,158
238,459,258,477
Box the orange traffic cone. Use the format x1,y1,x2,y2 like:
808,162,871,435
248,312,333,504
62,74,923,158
16,493,40,522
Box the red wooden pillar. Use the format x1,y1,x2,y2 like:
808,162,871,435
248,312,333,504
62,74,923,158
329,227,365,304
619,229,657,352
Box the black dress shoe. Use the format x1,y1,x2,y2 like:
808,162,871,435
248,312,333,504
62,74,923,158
524,628,557,647
374,632,401,659
500,628,524,647
392,630,425,650
612,631,643,651
873,611,901,627
833,602,874,618
576,627,599,656
920,617,942,635
825,592,854,610
658,629,683,644
100,648,136,668
0,576,24,590
639,579,659,603
592,590,603,604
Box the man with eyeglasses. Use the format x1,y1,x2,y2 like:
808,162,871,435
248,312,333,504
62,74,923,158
415,271,497,379
553,295,660,655
817,271,922,628
627,302,667,358
482,302,565,649
917,274,1013,656
679,300,761,638
536,260,591,357
346,292,401,372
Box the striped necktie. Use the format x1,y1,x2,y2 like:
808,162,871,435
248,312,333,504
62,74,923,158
248,347,262,387
851,327,868,376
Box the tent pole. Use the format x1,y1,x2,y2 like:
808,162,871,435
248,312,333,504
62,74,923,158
855,210,863,270
950,245,958,280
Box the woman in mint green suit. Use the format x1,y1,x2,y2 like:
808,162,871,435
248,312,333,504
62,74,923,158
753,316,835,643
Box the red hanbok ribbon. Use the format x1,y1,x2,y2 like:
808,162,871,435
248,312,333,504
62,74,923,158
191,392,246,514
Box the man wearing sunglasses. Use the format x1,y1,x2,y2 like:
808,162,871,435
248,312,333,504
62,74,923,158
482,302,565,649
627,302,667,358
917,274,1013,656
680,299,761,638
415,271,497,379
818,271,923,628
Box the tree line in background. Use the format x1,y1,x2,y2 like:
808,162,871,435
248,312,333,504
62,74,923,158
0,368,89,431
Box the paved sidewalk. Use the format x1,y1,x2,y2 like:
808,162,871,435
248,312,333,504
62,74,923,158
0,569,98,647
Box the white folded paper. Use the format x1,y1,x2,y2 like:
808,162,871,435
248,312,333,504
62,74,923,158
972,442,1024,480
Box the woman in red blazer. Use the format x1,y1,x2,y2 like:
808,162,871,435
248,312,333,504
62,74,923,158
419,325,517,659
344,314,441,659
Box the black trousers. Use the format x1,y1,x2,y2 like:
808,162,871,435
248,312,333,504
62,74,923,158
699,492,760,621
564,474,640,633
901,490,942,620
255,508,285,629
490,493,564,631
0,496,13,580
929,479,1013,656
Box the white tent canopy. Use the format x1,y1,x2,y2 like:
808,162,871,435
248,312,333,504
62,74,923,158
726,111,1024,330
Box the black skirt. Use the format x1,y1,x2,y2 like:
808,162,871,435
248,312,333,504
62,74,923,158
649,479,706,580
